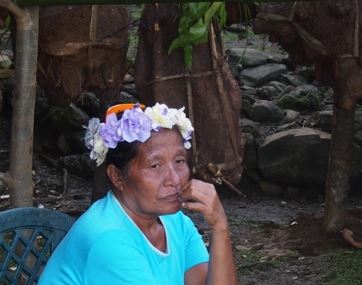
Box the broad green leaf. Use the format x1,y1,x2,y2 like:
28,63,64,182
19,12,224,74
204,2,223,25
169,18,207,53
169,2,227,68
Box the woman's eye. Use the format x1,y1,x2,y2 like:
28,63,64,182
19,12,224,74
151,163,161,169
175,158,186,165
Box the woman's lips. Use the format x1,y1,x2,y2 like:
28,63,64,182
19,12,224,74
161,193,181,203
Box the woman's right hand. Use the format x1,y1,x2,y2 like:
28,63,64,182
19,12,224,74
181,179,228,232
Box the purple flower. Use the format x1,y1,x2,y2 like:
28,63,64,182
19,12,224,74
99,113,122,148
120,107,152,143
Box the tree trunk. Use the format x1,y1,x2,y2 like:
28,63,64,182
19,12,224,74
135,4,243,189
10,6,39,207
323,58,359,233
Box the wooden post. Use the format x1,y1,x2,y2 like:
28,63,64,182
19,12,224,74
323,58,360,233
0,1,39,207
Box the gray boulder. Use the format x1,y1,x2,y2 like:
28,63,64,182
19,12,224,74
354,130,362,147
305,110,333,132
280,109,300,124
239,118,260,137
276,84,321,112
249,100,285,123
227,47,270,67
256,81,292,100
279,72,308,87
259,128,331,187
240,63,287,87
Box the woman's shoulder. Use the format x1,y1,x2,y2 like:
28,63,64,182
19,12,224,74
162,211,198,232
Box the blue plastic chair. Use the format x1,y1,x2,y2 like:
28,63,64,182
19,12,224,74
0,207,74,284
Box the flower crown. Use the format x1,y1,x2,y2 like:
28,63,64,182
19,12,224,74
84,103,194,166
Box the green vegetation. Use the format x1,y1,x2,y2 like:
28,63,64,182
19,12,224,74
323,250,362,285
169,2,226,70
235,249,296,275
228,216,264,229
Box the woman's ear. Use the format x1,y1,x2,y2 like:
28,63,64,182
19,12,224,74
106,164,125,191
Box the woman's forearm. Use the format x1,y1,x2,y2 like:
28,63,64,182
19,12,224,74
207,225,237,285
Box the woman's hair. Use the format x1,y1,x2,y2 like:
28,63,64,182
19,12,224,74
105,140,140,177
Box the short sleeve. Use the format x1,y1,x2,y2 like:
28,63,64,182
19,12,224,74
182,215,209,271
84,230,158,285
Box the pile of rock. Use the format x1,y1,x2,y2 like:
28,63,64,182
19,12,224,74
227,44,362,197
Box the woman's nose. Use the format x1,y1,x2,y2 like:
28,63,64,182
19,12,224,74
165,164,181,186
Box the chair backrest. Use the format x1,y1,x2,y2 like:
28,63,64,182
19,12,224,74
0,207,75,285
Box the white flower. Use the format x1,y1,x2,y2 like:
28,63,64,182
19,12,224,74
91,134,108,166
183,141,192,149
174,107,194,140
144,103,174,129
84,118,108,166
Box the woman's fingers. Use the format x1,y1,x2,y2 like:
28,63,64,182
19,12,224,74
181,179,228,230
181,201,205,212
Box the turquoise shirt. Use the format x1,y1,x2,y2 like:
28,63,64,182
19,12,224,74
39,191,209,285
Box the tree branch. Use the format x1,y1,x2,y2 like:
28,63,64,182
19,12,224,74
0,0,31,29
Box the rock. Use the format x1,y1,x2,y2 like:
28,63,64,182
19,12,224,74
60,154,95,178
0,53,12,69
49,103,89,133
320,86,334,107
276,122,300,132
256,81,292,100
242,133,259,170
305,110,332,132
241,86,258,115
67,130,88,153
322,104,333,111
119,91,138,103
75,92,100,117
259,128,331,187
57,135,72,154
354,130,362,147
276,84,321,112
239,118,260,137
295,66,316,83
279,72,308,87
123,73,134,84
239,63,287,87
258,180,284,197
280,109,300,124
227,47,270,67
35,87,50,119
121,83,136,96
355,106,362,131
241,85,258,97
249,100,285,123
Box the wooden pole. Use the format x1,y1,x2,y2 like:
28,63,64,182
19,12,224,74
0,1,39,207
323,57,359,233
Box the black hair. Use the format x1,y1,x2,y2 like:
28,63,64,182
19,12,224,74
105,140,140,177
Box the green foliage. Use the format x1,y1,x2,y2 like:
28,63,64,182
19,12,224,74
323,250,362,285
168,2,226,70
236,249,296,276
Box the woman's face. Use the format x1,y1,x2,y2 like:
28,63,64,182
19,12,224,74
119,128,190,217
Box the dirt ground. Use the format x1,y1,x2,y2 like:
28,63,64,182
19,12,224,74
1,112,362,285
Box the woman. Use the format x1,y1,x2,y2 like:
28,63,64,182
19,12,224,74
39,103,237,285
